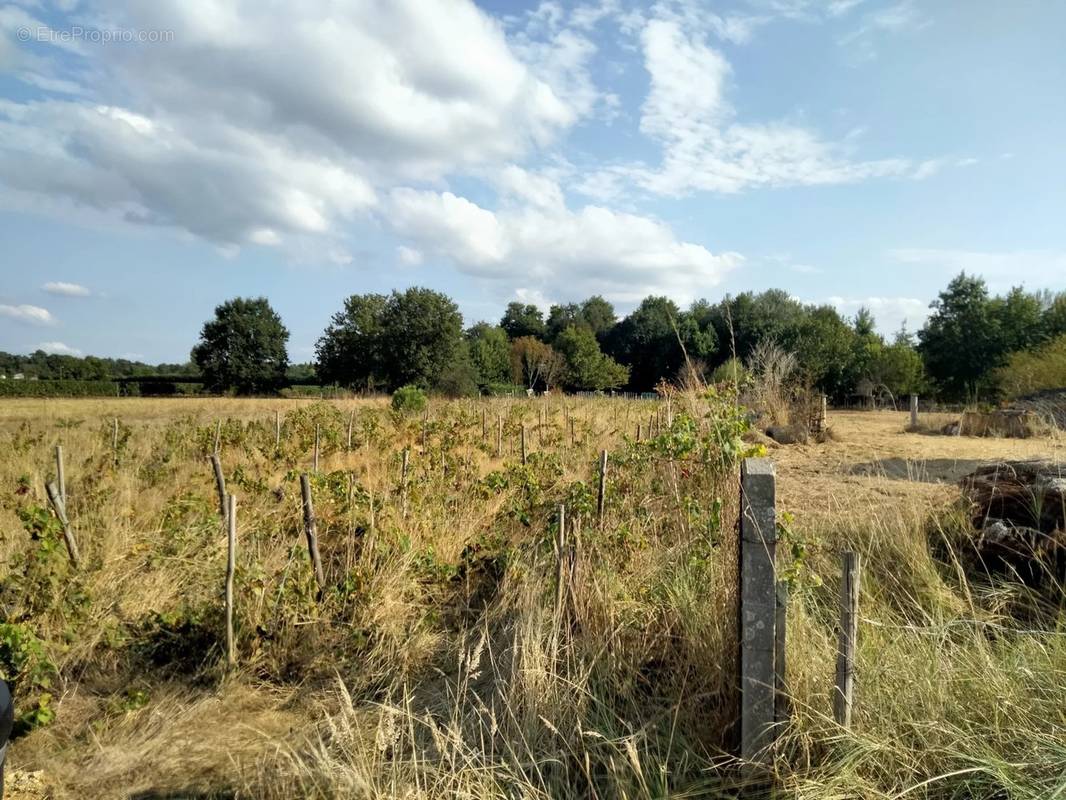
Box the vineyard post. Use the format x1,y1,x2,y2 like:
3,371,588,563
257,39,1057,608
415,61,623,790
596,449,608,526
313,425,320,472
401,448,410,518
739,458,778,772
300,474,327,601
521,425,527,465
213,419,222,454
347,410,355,450
46,481,80,567
275,409,281,448
225,493,237,668
909,395,919,429
834,552,861,729
112,417,119,464
55,444,66,507
496,415,503,458
210,453,227,521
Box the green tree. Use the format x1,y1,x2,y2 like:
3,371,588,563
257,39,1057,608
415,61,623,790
580,295,617,341
705,290,806,362
500,302,546,340
788,305,856,398
545,303,585,343
1045,292,1066,338
991,286,1046,353
555,325,629,390
466,323,511,387
435,340,480,397
378,287,464,391
191,297,289,394
315,293,388,390
606,297,715,391
918,273,1001,400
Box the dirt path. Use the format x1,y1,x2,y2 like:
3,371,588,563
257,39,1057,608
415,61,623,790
769,410,1066,526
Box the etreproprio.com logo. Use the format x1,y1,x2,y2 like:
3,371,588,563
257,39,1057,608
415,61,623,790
17,26,175,44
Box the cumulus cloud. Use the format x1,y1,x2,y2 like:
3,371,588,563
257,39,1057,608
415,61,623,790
396,245,424,267
42,281,91,296
0,0,583,248
37,341,82,355
388,172,741,303
578,10,923,198
0,303,55,325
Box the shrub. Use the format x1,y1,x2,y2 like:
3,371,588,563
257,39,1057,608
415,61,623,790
391,385,427,414
0,379,117,397
995,334,1066,398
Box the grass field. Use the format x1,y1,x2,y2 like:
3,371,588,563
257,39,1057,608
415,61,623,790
1,396,1064,799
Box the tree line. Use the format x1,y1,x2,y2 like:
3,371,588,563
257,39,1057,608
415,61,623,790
189,275,1066,401
5,274,1064,401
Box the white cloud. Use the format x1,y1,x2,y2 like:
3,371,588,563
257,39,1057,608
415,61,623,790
396,245,424,266
838,0,930,59
0,0,585,249
0,303,55,325
578,13,918,198
42,281,91,297
824,296,930,334
388,177,741,303
37,341,82,355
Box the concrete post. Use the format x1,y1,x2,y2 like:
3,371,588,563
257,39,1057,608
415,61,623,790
739,458,777,771
910,394,919,428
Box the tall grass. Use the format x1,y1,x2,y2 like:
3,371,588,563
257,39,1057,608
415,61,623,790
0,395,1063,798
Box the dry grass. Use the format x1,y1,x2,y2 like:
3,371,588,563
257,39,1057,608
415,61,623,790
1,397,1065,798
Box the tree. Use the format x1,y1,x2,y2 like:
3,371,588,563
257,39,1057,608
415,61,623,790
435,340,480,397
788,304,856,398
991,286,1046,354
869,339,926,398
918,273,1000,400
606,296,715,391
1045,292,1066,338
555,325,628,390
191,297,289,394
500,302,546,340
580,295,617,341
466,323,511,387
315,293,388,389
545,303,585,343
378,287,464,391
705,290,806,362
510,336,564,391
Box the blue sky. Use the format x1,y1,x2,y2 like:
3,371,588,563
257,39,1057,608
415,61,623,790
0,0,1064,363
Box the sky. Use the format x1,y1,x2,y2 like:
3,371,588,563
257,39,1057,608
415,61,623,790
0,0,1064,364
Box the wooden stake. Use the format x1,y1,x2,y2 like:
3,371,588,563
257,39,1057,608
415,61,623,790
554,504,567,620
225,493,237,668
401,449,410,519
570,418,576,448
112,417,119,464
213,419,222,454
55,444,66,507
497,415,503,458
834,551,861,728
596,449,608,525
313,425,320,472
347,410,355,450
300,474,327,601
46,481,80,567
275,409,281,448
210,453,227,520
521,424,527,465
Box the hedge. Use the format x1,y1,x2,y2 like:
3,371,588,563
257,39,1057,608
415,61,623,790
0,380,119,397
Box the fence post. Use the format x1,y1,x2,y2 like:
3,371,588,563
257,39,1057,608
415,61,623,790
739,458,777,771
401,448,410,518
497,415,503,458
597,450,608,526
909,395,919,429
213,419,222,455
46,481,80,567
300,474,327,601
775,581,789,728
554,503,567,620
313,425,321,472
820,394,828,432
225,493,237,668
210,453,227,521
275,409,281,448
112,417,120,465
55,445,66,507
521,425,527,465
347,410,355,450
834,551,861,728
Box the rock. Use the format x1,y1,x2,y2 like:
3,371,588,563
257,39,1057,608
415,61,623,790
959,461,1066,585
765,424,808,445
941,421,961,436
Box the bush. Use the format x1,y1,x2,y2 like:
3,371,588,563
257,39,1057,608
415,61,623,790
391,385,427,414
0,379,117,397
995,334,1066,398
